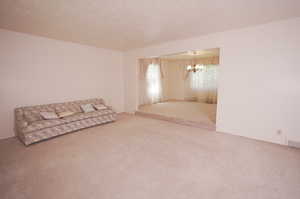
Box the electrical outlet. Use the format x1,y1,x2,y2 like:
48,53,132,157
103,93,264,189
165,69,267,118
276,129,288,145
276,129,282,135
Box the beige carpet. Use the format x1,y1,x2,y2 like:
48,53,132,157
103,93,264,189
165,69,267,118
138,101,217,125
0,114,300,199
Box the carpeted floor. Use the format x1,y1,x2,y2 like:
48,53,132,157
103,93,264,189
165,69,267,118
138,101,217,125
0,114,299,199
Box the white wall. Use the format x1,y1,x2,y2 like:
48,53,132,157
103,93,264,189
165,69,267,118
0,29,124,139
124,17,300,145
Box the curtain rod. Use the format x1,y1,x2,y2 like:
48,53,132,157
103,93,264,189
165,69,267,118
139,48,220,60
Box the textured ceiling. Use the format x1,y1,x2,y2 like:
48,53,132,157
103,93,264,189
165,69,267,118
0,0,299,51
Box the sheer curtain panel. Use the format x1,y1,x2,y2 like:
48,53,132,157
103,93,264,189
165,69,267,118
139,58,163,105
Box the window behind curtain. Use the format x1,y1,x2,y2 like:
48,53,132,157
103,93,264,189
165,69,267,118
146,64,162,103
188,64,218,104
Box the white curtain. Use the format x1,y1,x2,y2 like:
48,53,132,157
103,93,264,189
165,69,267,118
186,64,218,104
146,64,163,103
139,61,163,105
160,59,190,100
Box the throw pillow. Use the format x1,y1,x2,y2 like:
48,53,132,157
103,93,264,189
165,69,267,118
80,104,95,113
40,112,59,120
93,104,107,110
57,111,75,118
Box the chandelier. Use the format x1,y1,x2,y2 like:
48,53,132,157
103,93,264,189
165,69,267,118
186,64,204,73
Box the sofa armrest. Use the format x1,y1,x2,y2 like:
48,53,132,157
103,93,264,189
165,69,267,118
17,120,28,129
107,106,115,111
15,108,28,132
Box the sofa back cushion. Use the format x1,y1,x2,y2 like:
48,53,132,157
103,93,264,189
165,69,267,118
17,98,104,123
24,110,43,123
23,106,55,123
55,102,81,113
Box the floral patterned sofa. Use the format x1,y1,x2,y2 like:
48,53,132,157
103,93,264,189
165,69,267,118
15,98,116,145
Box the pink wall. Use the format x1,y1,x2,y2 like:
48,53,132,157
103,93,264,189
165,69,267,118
123,18,300,145
1,17,299,145
0,29,124,139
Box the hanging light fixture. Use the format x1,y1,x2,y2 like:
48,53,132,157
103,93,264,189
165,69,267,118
187,63,203,73
187,65,193,71
186,51,204,72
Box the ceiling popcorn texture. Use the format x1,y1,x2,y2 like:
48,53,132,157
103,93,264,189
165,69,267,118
0,0,299,50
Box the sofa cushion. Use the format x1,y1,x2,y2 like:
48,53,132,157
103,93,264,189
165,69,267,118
23,119,65,134
22,109,114,134
61,109,114,123
21,99,104,117
23,113,116,145
40,112,59,120
24,110,43,123
55,102,82,114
